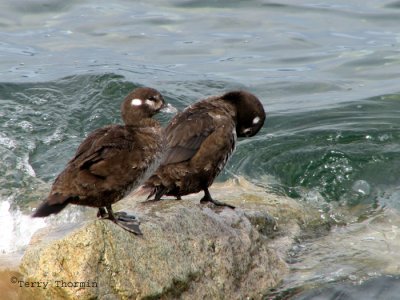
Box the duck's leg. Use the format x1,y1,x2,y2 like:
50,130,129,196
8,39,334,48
97,207,109,218
144,186,165,203
200,188,235,209
143,187,184,203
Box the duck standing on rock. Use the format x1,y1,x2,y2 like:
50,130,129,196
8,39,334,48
142,90,266,208
32,87,167,235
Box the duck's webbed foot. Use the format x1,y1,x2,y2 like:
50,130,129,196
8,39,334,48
114,211,137,222
200,188,235,209
98,206,142,235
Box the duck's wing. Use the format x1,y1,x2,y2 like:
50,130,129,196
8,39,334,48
161,108,218,165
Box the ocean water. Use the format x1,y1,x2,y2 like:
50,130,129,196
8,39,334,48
1,0,400,298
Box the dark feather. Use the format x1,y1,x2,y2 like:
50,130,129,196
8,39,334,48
143,90,265,204
161,109,215,165
32,87,166,219
32,194,71,217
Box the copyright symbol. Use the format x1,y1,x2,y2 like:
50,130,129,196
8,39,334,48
10,276,18,284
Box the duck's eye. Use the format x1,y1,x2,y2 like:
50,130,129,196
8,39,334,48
147,95,157,101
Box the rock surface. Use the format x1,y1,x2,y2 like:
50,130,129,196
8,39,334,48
18,179,324,299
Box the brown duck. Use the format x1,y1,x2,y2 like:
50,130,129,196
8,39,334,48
32,87,166,234
142,90,266,208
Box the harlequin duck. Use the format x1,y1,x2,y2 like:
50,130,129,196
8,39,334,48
142,90,265,208
32,87,166,234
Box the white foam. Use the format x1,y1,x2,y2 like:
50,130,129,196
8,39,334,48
43,127,64,145
161,103,178,114
0,134,16,150
0,199,47,254
18,120,33,132
16,154,36,177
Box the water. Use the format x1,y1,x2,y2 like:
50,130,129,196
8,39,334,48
2,0,400,298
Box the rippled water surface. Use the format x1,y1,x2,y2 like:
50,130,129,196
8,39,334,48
2,0,400,298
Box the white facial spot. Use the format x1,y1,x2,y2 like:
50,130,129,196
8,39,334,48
253,116,261,124
131,98,142,106
145,99,156,107
243,128,252,134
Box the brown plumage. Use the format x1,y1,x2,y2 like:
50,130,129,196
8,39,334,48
142,90,266,208
32,87,166,234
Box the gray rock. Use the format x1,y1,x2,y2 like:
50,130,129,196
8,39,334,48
18,180,324,300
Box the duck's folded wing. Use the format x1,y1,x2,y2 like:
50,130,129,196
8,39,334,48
63,126,141,187
162,111,215,165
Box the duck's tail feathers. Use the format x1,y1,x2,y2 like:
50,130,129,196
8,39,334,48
31,194,71,217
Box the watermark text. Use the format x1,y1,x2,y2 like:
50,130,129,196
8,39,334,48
10,276,98,289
